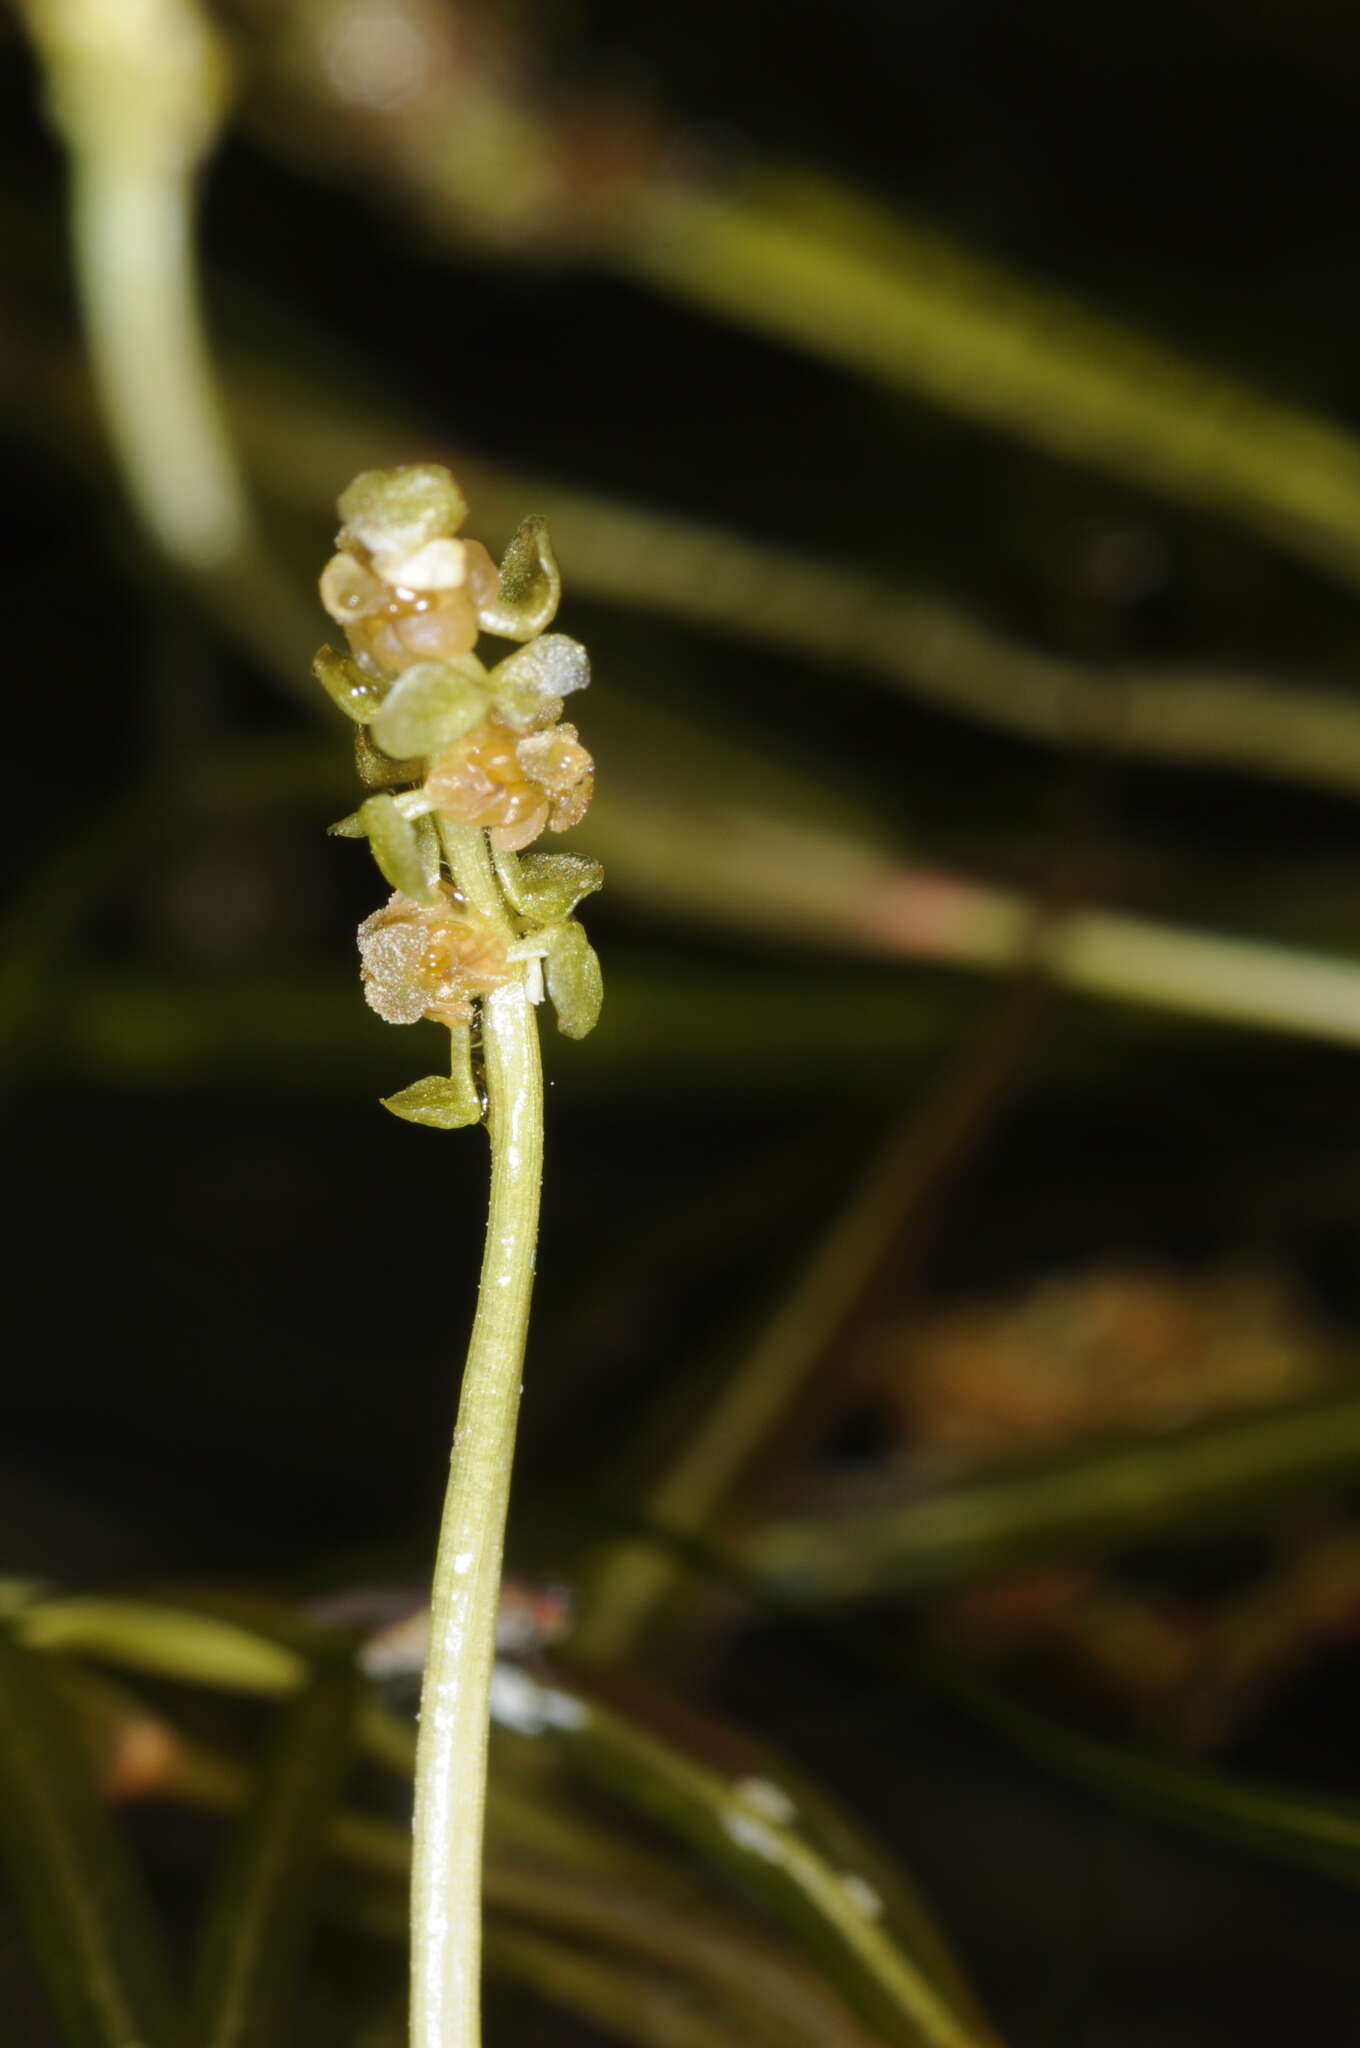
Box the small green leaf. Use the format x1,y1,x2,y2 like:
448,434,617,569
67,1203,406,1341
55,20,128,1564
355,727,423,790
499,851,604,924
381,1039,482,1128
312,645,387,724
480,517,561,640
490,634,590,726
357,795,438,903
541,920,604,1039
370,657,491,759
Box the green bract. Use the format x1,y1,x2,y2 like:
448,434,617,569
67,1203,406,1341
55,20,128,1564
356,796,440,903
354,727,423,789
541,920,604,1040
500,851,604,924
370,656,492,759
381,1066,482,1130
311,645,386,724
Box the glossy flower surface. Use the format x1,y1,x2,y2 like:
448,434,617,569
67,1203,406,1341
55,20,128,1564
424,715,594,852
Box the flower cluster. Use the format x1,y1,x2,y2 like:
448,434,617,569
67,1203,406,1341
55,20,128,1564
315,464,602,1128
318,464,595,866
357,885,511,1028
320,466,499,675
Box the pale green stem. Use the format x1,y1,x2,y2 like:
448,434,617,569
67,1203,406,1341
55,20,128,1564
411,822,544,2048
70,156,246,568
20,0,248,571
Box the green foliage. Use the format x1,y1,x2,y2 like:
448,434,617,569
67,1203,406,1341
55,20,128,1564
369,660,492,760
0,1627,180,2048
539,918,605,1041
382,1060,482,1131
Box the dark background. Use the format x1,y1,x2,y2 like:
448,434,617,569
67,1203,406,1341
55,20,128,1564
5,2,1360,2040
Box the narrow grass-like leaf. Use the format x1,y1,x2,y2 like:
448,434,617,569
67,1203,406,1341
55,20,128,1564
949,1675,1360,1894
484,1922,801,2048
0,1626,181,2048
328,1831,897,2048
488,1663,1001,2048
188,1653,360,2048
632,170,1360,594
17,1595,306,1694
46,1615,970,2048
743,1388,1360,1602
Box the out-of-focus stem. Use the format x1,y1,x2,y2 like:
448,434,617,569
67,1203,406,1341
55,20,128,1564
70,156,246,566
20,0,246,568
626,169,1360,594
868,872,1360,1052
742,1388,1360,1602
576,978,1046,1662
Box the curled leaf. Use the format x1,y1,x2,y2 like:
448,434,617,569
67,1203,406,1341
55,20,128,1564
355,796,439,904
312,645,387,725
479,517,561,640
541,920,604,1039
370,656,492,760
499,851,604,924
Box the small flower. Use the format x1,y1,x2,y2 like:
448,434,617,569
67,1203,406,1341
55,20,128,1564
321,536,502,678
424,714,594,852
319,462,502,680
516,723,594,835
357,885,511,1026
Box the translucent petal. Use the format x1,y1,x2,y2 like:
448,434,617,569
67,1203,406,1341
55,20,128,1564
371,657,491,760
319,553,383,623
478,517,561,641
541,919,604,1039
